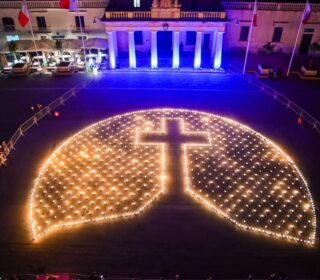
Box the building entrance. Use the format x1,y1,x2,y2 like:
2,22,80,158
157,31,173,67
299,33,313,55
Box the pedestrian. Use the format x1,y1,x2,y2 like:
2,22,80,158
207,276,213,280
269,273,277,280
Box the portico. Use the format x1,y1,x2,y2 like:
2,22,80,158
104,0,227,70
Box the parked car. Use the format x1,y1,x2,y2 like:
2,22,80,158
46,61,57,72
53,61,76,76
2,64,12,74
10,62,31,76
31,57,44,72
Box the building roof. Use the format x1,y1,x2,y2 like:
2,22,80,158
222,0,319,3
106,0,224,12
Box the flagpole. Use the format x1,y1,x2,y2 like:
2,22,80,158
242,0,257,74
75,0,87,71
286,0,309,77
23,0,40,66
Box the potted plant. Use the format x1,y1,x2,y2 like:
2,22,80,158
309,40,320,53
261,41,276,55
8,40,18,63
55,39,63,61
301,40,320,76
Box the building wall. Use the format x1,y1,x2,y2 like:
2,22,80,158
0,0,109,49
1,1,319,56
224,2,320,54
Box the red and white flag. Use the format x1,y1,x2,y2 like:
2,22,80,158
253,3,258,27
59,0,70,9
60,0,77,11
302,1,312,24
18,2,29,27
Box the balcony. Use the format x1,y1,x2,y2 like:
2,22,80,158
70,25,89,33
0,0,109,9
33,27,51,33
105,11,226,21
222,1,320,11
2,25,16,32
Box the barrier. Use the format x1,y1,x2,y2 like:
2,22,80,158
228,64,320,136
0,82,89,167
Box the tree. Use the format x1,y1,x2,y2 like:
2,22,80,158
8,40,18,62
261,41,276,55
307,40,320,70
55,39,63,60
309,40,320,53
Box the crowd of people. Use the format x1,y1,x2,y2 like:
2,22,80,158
0,140,8,166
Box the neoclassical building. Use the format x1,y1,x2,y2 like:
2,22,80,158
102,0,320,70
103,0,227,69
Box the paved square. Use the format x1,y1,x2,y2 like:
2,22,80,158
0,73,320,278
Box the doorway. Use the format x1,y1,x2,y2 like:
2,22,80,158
298,33,313,55
157,31,173,67
203,34,210,51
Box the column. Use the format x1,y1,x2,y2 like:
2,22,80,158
172,31,180,69
107,31,116,69
113,31,118,59
151,31,158,69
211,30,218,66
128,31,136,68
214,32,223,70
194,31,202,69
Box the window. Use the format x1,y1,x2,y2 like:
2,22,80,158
75,16,85,29
134,31,143,45
304,28,314,33
36,17,47,29
186,31,196,45
272,27,283,43
134,0,140,8
2,17,15,32
239,26,249,42
6,35,19,42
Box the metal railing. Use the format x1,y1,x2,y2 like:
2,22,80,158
0,0,108,9
228,64,320,136
0,80,91,167
222,1,320,11
2,25,16,32
106,11,226,20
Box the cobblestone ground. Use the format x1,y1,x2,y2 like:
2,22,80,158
0,72,319,278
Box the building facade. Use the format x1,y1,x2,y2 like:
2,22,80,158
0,0,109,47
103,0,226,69
0,0,319,69
224,1,320,55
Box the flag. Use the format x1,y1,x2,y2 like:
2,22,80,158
69,0,77,12
18,2,29,27
302,1,312,24
253,3,258,27
59,0,70,9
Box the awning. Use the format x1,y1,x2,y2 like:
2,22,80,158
61,39,83,51
26,39,55,51
85,38,108,49
0,39,55,53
